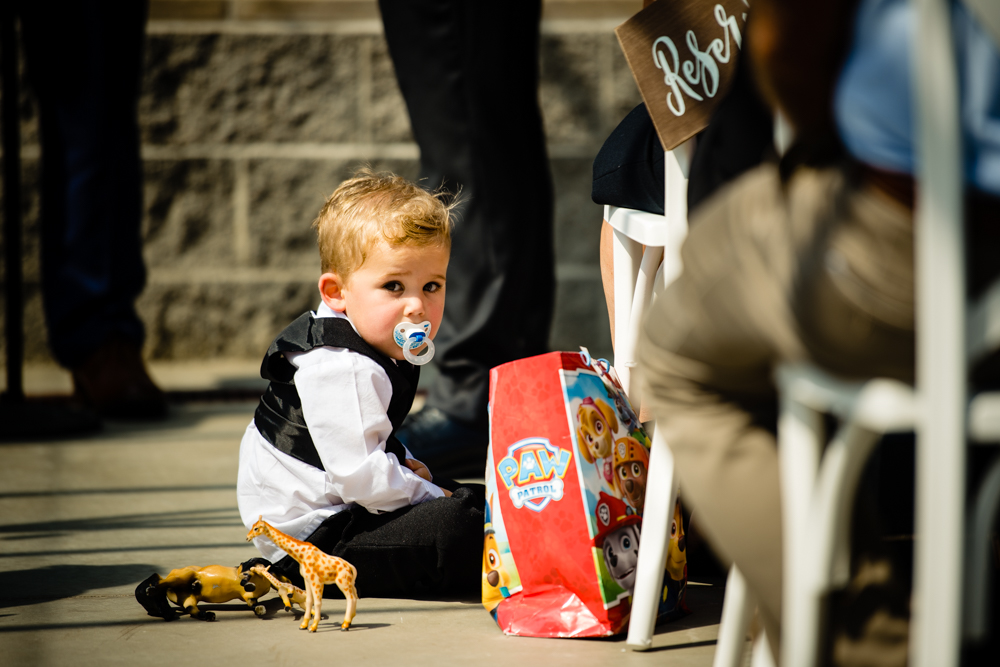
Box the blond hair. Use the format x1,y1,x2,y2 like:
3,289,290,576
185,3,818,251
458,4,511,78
312,168,455,278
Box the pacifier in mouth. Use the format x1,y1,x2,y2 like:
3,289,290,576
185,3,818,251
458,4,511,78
393,321,434,365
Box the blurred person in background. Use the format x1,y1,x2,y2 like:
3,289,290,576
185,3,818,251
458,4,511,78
637,0,1000,664
378,0,555,478
17,0,165,419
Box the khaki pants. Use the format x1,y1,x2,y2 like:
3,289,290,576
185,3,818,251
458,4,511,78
637,162,915,648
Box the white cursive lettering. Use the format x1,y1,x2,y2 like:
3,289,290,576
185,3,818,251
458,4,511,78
650,4,743,118
715,4,742,52
682,31,721,99
652,36,703,117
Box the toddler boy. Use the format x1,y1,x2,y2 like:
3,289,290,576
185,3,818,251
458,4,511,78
238,169,483,598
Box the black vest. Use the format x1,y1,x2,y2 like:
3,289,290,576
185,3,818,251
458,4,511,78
253,313,419,471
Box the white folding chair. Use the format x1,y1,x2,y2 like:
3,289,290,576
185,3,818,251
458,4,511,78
776,1,1000,665
611,141,774,666
776,367,916,667
605,139,689,654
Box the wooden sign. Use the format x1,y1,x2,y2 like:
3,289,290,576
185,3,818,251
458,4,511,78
616,0,748,151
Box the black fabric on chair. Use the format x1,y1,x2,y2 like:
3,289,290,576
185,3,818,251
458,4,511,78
591,33,773,219
591,102,666,216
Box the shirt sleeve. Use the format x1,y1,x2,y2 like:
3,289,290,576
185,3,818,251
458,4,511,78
290,347,444,513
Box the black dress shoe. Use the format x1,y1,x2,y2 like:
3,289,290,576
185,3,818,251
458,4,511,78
395,407,489,479
71,335,168,420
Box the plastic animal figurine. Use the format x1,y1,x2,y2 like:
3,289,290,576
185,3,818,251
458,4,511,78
135,558,273,621
247,563,307,613
246,516,359,632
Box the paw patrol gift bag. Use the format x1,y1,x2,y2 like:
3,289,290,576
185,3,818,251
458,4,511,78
482,349,688,637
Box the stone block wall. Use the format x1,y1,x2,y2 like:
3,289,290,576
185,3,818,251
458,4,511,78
4,1,644,367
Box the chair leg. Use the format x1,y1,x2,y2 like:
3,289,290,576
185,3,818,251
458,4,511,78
713,566,755,667
622,245,663,404
782,407,883,667
911,0,966,662
813,423,882,590
750,626,778,667
965,453,1000,642
794,423,881,667
626,425,678,650
778,395,824,667
611,225,642,392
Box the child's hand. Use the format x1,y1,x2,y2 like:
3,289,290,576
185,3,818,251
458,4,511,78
404,458,432,482
438,486,453,498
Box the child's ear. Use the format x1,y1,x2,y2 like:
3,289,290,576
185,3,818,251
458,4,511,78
319,273,348,313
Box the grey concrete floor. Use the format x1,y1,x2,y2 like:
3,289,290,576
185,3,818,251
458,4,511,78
0,368,742,666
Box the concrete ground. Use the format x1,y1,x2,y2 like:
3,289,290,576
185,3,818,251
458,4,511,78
0,363,744,667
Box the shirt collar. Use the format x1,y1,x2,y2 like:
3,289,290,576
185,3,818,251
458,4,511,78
315,301,349,320
313,302,398,365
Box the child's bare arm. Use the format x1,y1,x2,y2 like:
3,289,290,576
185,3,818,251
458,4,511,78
404,458,451,496
403,458,452,497
403,458,432,481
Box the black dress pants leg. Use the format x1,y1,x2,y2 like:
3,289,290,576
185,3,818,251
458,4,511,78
273,483,486,599
378,0,555,430
19,0,148,367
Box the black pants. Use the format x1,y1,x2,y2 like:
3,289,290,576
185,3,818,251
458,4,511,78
378,0,555,430
18,0,148,367
272,482,485,599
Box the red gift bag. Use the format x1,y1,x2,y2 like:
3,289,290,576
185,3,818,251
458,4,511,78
482,349,688,637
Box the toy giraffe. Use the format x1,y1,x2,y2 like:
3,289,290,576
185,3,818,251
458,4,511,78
246,516,358,632
248,564,307,613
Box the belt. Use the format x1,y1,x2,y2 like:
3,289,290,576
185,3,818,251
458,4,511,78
858,162,1000,222
858,163,1000,297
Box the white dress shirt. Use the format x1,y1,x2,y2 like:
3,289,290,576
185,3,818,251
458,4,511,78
237,302,444,561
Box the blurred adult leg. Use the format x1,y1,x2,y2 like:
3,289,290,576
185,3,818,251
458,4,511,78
380,0,554,474
20,0,165,418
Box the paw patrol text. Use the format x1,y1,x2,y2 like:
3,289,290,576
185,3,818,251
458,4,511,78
497,438,573,513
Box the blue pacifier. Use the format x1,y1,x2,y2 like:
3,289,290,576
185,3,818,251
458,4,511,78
393,321,434,365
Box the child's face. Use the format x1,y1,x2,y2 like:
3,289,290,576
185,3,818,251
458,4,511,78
322,241,449,360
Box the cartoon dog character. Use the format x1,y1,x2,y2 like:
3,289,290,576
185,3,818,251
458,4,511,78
613,436,650,513
667,500,687,582
482,499,512,612
593,492,642,593
663,500,688,612
576,397,618,486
